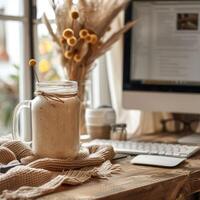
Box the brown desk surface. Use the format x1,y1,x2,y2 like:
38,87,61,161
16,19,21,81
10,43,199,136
38,133,200,200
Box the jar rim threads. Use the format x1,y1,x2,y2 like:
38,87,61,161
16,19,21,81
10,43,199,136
36,81,78,95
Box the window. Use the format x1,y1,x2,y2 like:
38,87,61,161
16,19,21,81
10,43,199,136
33,0,63,82
0,0,60,137
0,0,32,136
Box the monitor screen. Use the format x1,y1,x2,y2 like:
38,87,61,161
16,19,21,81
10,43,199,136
123,0,200,93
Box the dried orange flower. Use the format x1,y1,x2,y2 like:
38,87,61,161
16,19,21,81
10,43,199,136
73,54,82,63
90,34,98,44
79,29,89,39
64,51,73,59
85,35,92,43
29,59,37,67
67,36,77,47
71,10,79,20
63,28,74,39
60,37,66,44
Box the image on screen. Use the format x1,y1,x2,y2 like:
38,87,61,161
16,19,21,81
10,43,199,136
177,13,199,31
130,1,200,86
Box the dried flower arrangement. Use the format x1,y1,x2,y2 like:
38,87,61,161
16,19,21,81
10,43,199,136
43,0,136,96
43,0,136,133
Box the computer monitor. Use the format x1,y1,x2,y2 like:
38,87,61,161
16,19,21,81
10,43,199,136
123,0,200,114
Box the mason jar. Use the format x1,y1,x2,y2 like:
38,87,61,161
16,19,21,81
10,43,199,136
13,81,80,159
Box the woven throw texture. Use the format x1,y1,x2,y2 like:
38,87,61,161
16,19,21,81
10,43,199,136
0,138,120,199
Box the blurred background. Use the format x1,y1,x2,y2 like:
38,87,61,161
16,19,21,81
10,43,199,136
0,0,63,134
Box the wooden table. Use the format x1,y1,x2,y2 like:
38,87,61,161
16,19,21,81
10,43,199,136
39,133,200,200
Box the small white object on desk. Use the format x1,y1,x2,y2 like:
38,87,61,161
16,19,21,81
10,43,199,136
130,155,185,168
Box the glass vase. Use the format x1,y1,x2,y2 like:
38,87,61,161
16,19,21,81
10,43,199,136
78,80,91,134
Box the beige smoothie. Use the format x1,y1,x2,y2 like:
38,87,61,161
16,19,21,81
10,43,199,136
31,94,80,158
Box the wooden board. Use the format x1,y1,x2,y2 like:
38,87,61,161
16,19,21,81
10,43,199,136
38,133,200,200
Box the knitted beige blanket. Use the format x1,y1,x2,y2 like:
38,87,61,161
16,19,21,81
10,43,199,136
0,138,120,200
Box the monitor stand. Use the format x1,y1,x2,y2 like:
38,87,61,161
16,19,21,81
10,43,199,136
178,134,200,145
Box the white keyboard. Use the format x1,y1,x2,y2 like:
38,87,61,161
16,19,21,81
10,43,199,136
86,139,200,158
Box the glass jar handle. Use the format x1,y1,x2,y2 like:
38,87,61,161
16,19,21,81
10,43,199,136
12,100,31,142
